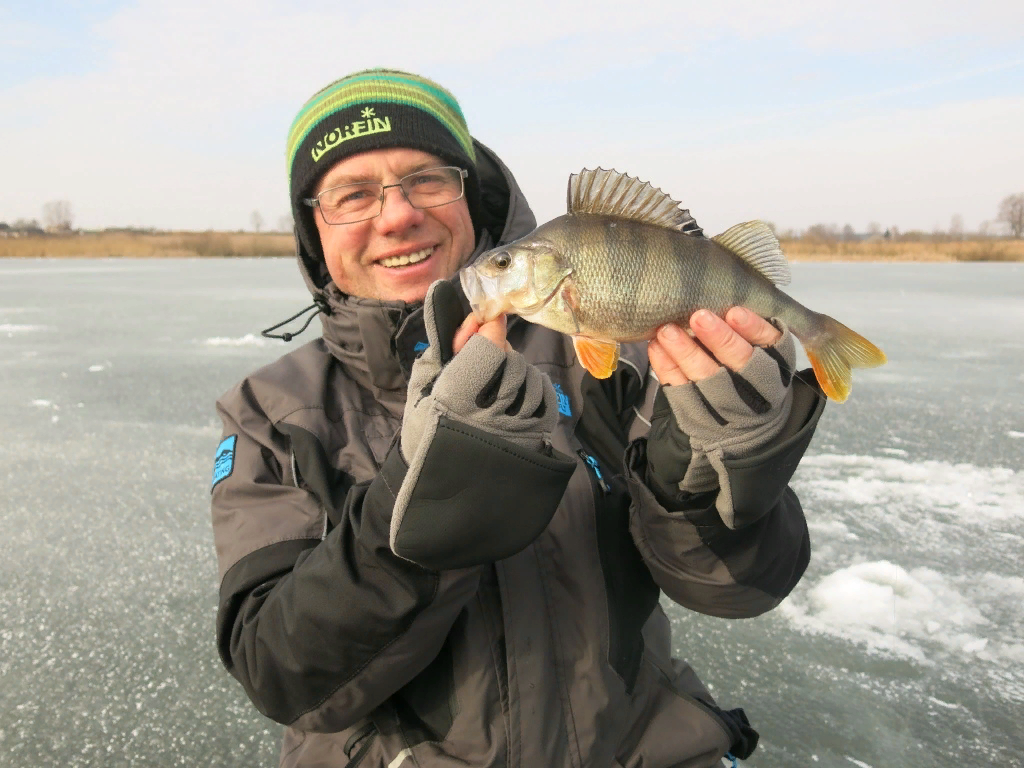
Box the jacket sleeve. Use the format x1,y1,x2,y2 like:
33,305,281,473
211,382,482,733
624,370,826,619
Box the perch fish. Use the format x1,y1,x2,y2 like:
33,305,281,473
460,168,886,401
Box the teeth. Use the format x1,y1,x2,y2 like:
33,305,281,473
379,248,432,268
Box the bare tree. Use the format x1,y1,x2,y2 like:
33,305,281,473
804,223,840,242
841,224,856,241
949,214,964,240
251,210,264,233
997,193,1024,238
42,200,73,233
867,221,882,237
12,218,41,232
277,214,294,233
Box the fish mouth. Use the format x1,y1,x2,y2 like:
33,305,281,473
459,265,506,322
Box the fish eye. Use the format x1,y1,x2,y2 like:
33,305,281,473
493,253,511,269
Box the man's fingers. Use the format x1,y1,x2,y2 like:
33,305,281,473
724,306,782,347
453,313,507,355
689,310,755,373
452,314,480,355
648,338,690,386
652,323,719,381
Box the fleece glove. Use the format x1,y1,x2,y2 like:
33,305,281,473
662,320,797,528
389,280,575,569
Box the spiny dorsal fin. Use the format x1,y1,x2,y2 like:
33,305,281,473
567,168,703,235
711,221,791,286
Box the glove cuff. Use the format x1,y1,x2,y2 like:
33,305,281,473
390,416,576,569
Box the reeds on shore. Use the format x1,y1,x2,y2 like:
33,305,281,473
780,238,1024,262
0,231,295,258
1,231,1022,261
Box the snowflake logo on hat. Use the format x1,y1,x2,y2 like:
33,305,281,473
361,108,376,118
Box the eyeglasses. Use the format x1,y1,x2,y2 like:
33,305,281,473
303,166,469,225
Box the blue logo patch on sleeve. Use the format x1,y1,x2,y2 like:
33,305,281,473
413,341,429,355
212,435,237,491
553,383,572,417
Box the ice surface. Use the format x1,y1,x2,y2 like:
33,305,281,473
2,259,1022,767
781,561,994,661
797,453,1023,523
203,333,277,347
1,323,46,334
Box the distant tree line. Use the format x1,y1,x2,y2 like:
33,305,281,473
1,199,74,236
4,196,1020,239
772,192,1024,242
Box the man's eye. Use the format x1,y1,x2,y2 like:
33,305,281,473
338,190,371,204
410,173,443,186
324,186,376,209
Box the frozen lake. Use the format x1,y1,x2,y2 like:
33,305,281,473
1,258,1022,767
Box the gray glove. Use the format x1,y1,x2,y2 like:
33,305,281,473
391,280,562,559
662,320,796,528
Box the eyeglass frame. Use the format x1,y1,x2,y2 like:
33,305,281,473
302,166,469,226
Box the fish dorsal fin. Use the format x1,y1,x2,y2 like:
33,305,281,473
711,221,791,286
567,168,703,235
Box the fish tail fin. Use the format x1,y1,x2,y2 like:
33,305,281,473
801,314,887,402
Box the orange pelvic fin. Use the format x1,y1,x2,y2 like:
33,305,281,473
804,316,887,402
572,336,620,379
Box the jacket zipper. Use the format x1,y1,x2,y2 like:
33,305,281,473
576,449,609,494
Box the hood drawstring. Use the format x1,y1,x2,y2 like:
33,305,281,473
261,296,330,342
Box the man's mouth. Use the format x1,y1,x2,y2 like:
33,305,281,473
377,247,434,269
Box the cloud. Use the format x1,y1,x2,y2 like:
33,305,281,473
1,0,1022,230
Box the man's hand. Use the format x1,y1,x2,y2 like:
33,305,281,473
644,306,796,529
647,307,781,385
389,280,575,570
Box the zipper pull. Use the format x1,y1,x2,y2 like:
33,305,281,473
576,449,609,493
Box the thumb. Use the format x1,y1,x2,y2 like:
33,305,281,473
453,313,508,354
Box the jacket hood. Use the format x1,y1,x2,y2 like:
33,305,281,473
290,140,538,413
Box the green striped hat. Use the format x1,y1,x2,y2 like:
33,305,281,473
287,69,481,277
287,69,475,183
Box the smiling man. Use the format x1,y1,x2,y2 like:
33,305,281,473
211,68,826,768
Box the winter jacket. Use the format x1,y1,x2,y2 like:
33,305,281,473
211,142,826,767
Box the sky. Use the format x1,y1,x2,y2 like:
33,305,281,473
1,0,1023,235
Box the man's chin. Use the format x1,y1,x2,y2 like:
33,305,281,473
373,275,441,305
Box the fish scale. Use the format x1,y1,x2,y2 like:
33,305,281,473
552,216,781,340
460,168,886,401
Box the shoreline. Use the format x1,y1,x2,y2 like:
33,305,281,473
1,232,1022,262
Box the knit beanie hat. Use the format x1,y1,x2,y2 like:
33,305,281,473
286,68,481,287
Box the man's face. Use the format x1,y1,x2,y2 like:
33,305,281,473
312,147,476,303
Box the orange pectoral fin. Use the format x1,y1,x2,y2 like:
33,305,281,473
572,336,620,379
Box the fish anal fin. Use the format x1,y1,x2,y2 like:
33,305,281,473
572,336,620,379
711,221,792,286
567,168,701,234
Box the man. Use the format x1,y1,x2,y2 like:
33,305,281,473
211,68,826,767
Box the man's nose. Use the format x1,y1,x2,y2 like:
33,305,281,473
375,185,424,232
